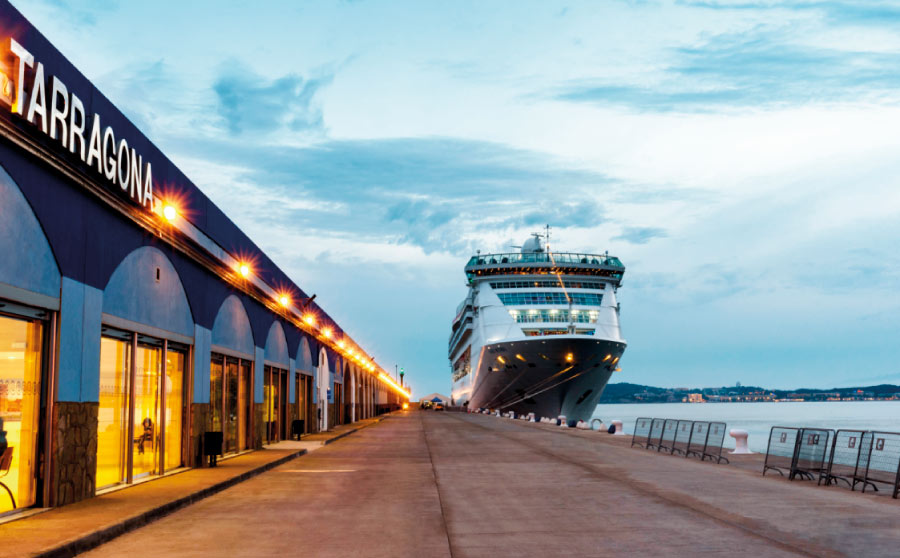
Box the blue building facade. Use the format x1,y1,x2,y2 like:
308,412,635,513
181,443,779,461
0,1,403,515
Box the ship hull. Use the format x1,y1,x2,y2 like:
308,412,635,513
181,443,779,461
463,337,626,425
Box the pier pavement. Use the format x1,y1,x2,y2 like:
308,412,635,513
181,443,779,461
12,410,900,557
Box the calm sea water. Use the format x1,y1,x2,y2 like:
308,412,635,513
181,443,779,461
592,401,900,452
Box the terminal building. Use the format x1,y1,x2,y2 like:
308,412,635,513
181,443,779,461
0,1,407,517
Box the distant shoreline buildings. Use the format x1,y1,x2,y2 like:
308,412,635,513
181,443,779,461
598,382,900,404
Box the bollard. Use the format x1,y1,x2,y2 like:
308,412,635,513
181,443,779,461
611,420,625,435
729,429,753,454
558,415,568,428
576,420,590,430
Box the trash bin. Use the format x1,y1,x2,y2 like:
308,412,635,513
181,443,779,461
204,431,223,467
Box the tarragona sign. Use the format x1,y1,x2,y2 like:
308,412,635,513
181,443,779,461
1,38,153,208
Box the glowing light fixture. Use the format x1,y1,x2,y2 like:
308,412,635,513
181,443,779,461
304,314,316,326
378,372,410,399
348,348,355,357
337,340,345,349
402,402,409,410
497,355,506,364
162,204,178,222
279,294,290,307
515,354,526,362
565,353,574,362
239,263,250,278
603,354,612,362
322,327,332,339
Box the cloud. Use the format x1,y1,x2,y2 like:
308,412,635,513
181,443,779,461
170,135,619,254
35,0,118,26
552,26,900,111
612,226,667,244
212,62,333,135
678,1,900,25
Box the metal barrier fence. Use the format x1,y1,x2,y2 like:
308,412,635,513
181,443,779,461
685,421,708,459
860,431,900,498
821,429,868,489
672,420,693,456
631,417,652,448
793,428,832,481
763,426,800,477
702,422,729,464
658,419,678,453
631,418,728,465
647,418,665,450
764,426,900,498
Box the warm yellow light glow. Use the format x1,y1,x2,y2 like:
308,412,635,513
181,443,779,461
611,357,620,365
347,348,355,357
239,263,250,278
279,294,290,307
603,354,612,362
337,340,345,349
497,355,506,364
402,402,409,410
515,354,526,362
322,327,332,338
565,353,574,362
378,372,411,399
162,204,178,222
304,314,316,326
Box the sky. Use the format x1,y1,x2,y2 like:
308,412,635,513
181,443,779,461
15,0,900,394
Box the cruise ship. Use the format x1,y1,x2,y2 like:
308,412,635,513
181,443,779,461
448,232,626,425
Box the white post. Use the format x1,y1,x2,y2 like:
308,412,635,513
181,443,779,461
612,420,624,435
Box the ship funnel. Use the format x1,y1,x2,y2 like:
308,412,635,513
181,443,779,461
521,234,544,254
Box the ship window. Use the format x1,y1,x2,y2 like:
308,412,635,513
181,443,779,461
509,309,597,323
490,281,605,290
498,292,602,306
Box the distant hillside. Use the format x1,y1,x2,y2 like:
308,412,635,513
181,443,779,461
597,382,900,403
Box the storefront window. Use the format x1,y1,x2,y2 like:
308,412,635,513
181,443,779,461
209,357,223,433
0,312,43,513
98,330,188,488
210,354,252,454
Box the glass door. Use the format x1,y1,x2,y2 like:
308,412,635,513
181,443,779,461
224,358,239,453
240,360,251,451
164,346,185,470
132,338,161,480
97,334,132,489
0,311,44,513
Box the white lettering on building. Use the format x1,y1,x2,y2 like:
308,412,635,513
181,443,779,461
5,38,152,208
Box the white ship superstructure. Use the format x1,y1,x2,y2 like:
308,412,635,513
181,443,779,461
449,233,626,425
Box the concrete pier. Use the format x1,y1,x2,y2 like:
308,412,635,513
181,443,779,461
23,410,900,557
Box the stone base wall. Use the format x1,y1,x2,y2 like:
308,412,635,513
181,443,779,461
190,403,209,468
52,402,98,507
253,403,264,449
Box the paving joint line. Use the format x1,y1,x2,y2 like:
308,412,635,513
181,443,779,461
420,413,457,558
